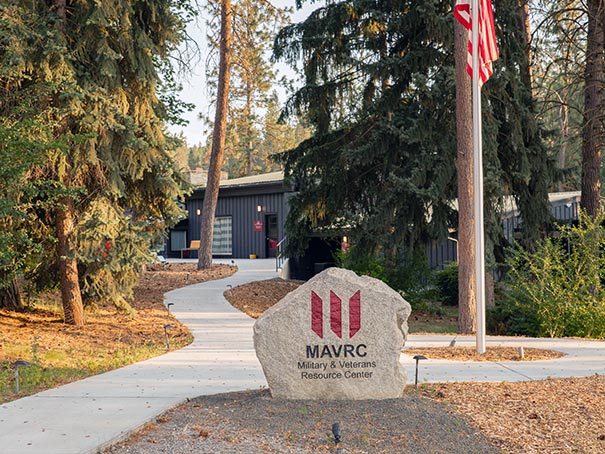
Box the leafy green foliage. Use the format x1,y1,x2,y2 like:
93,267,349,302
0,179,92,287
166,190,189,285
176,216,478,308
503,212,605,338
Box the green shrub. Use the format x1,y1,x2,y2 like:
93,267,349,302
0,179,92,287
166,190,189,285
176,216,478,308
335,245,434,306
503,211,605,339
435,262,458,306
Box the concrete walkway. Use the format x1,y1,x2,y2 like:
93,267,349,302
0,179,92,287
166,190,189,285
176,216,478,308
403,334,605,383
2,259,605,454
0,259,276,454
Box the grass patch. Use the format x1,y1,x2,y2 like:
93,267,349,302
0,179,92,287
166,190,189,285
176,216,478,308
408,302,458,334
0,263,235,404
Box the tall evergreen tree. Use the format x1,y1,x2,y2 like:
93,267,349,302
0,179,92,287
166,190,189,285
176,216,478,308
275,0,460,263
204,0,290,177
275,0,553,284
0,1,192,324
0,4,47,310
485,0,556,250
198,0,232,270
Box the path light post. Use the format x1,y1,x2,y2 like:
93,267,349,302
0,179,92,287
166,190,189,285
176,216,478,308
166,302,174,312
413,355,428,389
13,360,31,395
331,422,342,454
163,324,176,350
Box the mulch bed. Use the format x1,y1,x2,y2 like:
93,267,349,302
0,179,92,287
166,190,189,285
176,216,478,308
102,388,499,454
404,346,565,362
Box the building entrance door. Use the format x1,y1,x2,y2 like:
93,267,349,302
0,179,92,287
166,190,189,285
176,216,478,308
265,214,278,258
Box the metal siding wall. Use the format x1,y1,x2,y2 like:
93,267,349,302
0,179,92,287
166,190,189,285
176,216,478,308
215,192,285,258
181,191,288,259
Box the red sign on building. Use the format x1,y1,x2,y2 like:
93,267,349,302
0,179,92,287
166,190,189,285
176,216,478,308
253,219,263,232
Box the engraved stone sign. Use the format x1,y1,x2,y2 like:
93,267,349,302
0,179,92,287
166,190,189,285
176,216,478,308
253,267,411,400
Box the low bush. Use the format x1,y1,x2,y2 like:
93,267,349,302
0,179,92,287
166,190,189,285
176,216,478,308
435,262,458,306
335,246,434,307
503,212,605,339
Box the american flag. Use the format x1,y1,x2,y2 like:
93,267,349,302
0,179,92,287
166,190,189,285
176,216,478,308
454,0,499,86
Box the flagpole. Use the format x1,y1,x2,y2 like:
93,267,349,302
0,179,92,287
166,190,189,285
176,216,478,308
472,0,486,354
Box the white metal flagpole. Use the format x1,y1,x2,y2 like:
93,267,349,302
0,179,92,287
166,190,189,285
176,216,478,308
471,0,487,354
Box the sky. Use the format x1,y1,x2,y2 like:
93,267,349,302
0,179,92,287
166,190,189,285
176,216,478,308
167,1,315,146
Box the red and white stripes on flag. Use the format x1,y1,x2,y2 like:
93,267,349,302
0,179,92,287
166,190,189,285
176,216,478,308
454,0,499,86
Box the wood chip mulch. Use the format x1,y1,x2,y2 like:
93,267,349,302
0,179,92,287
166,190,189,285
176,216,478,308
225,278,303,318
404,346,565,362
423,375,605,454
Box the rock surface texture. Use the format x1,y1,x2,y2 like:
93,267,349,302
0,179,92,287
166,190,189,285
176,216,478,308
254,267,412,399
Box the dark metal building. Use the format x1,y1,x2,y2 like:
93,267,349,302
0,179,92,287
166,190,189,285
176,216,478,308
165,171,292,259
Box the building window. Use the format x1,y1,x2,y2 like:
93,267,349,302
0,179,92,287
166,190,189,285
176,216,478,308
213,216,232,255
170,230,187,251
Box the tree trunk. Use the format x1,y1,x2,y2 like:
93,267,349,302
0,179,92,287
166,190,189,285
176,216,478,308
558,100,569,192
198,0,232,270
581,0,604,218
246,82,253,176
56,197,85,326
518,0,532,89
53,0,84,326
455,11,476,335
0,278,24,311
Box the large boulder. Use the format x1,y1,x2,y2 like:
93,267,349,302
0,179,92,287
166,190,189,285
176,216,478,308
253,267,411,400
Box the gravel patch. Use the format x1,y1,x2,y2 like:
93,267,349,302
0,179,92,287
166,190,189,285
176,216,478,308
102,389,499,453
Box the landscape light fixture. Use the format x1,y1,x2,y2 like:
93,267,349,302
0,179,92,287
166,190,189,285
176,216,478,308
331,422,342,445
412,355,428,389
163,324,176,350
13,359,31,395
166,302,174,312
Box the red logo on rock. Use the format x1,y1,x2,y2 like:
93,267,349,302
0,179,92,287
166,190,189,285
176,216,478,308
311,290,361,339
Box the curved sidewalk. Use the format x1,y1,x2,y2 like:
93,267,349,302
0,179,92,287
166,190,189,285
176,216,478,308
2,259,605,454
0,259,277,454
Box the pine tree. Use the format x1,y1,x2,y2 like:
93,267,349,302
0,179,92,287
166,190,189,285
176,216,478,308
198,0,233,270
275,0,460,262
0,1,192,324
275,0,553,281
487,0,556,250
204,0,290,177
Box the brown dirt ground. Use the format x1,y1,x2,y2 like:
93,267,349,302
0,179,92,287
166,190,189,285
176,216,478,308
0,263,236,402
102,388,500,454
